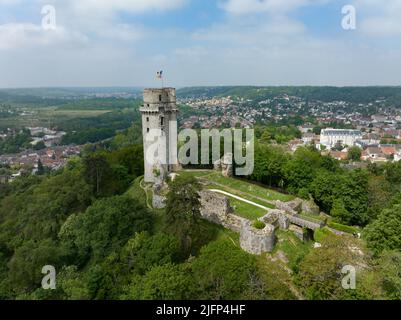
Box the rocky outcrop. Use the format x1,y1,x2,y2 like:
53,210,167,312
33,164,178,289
152,183,167,209
152,194,167,209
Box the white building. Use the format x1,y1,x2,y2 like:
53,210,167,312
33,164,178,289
320,129,362,149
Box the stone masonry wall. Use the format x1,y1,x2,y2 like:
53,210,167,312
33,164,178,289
199,190,276,253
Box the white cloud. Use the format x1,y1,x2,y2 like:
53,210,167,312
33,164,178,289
219,0,328,15
353,0,401,36
0,23,88,50
69,0,186,15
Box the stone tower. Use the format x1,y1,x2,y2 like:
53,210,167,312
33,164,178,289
140,88,179,183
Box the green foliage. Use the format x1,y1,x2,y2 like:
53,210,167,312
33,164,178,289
83,149,138,197
124,263,194,300
313,227,332,243
327,221,359,235
310,169,369,226
284,147,324,193
348,146,362,161
255,125,301,144
61,195,152,262
330,199,352,225
7,239,69,295
191,239,257,299
60,110,140,145
0,129,32,155
384,161,401,186
120,232,180,275
297,233,368,300
250,143,288,187
253,220,266,230
0,169,92,248
377,251,401,300
364,204,401,255
165,176,202,255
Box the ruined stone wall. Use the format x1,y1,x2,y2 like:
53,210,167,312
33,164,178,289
199,190,231,225
199,190,275,253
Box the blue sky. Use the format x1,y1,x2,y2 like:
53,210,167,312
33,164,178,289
0,0,401,88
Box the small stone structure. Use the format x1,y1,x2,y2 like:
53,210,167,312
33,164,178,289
240,220,276,255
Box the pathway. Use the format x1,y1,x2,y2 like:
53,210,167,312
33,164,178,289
208,189,271,211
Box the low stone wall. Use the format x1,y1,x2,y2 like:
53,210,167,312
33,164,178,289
288,215,325,230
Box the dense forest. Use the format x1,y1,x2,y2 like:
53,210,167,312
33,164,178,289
177,86,401,106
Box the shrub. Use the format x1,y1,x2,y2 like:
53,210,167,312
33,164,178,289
253,220,266,230
313,227,332,243
328,221,359,234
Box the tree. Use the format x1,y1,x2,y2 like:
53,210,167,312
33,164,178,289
8,239,69,295
120,232,180,275
124,263,194,300
191,240,257,300
165,176,202,254
297,233,368,300
348,146,361,161
377,251,401,300
83,153,112,196
331,199,352,225
63,195,152,262
36,159,45,176
33,141,46,151
284,147,323,194
364,204,401,255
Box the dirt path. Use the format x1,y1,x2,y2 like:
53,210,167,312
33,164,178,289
200,178,277,206
139,178,153,209
208,189,271,211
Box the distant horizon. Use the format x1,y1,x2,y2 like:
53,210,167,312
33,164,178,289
2,84,401,91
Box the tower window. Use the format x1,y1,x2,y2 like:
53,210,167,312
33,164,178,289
147,128,150,133
160,117,164,126
159,95,162,102
146,117,149,122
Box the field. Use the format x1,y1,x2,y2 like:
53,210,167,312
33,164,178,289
0,107,112,130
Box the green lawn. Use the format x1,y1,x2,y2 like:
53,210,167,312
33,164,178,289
229,198,268,220
273,229,313,271
205,173,294,202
